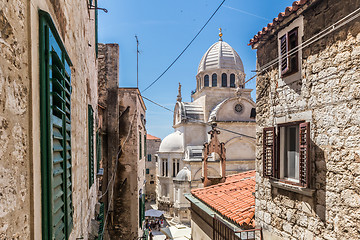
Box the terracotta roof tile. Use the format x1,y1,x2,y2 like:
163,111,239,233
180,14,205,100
191,170,256,228
249,0,312,48
147,134,161,140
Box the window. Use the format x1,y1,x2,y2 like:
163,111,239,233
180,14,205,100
230,74,235,88
162,159,168,176
40,10,73,239
173,161,176,177
88,105,94,187
221,73,227,87
147,154,151,162
139,132,142,159
212,73,217,87
280,27,298,76
172,159,180,177
150,181,155,184
204,75,209,87
263,122,310,187
146,169,150,174
144,133,147,157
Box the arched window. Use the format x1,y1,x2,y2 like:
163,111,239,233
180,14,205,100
204,75,209,87
221,73,227,87
212,74,217,87
230,74,235,88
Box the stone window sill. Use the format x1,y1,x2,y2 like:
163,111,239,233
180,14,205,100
270,179,315,197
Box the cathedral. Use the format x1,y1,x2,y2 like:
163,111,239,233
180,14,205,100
156,32,256,223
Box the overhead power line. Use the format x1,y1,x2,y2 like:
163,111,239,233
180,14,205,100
142,0,226,93
141,95,256,140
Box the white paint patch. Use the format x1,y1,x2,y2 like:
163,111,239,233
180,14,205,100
0,167,17,218
0,117,9,159
12,123,26,163
5,80,27,115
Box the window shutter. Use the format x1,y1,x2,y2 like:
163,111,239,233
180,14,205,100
280,34,289,75
299,122,310,187
139,132,142,159
263,127,276,178
88,105,94,187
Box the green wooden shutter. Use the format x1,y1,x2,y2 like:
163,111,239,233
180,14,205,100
40,11,73,240
96,130,101,173
88,105,94,187
144,134,147,157
139,132,142,160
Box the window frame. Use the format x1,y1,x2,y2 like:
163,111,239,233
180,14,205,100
277,15,303,82
280,27,299,77
263,121,311,188
39,10,74,240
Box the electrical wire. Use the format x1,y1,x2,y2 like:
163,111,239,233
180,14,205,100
141,0,226,93
141,95,256,139
252,7,360,76
99,109,137,239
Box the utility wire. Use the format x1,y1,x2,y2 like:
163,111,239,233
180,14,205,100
142,0,226,93
141,95,256,139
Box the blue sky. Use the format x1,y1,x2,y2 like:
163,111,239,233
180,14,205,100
98,0,292,139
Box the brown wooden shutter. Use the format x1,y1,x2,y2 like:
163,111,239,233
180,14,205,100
299,122,310,187
263,127,276,178
280,34,289,75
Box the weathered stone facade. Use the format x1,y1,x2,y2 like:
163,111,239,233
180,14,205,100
145,134,161,202
0,0,99,239
98,43,147,239
252,0,360,239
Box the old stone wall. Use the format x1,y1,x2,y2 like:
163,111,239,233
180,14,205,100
0,1,30,238
0,0,99,238
146,137,161,201
110,88,146,240
97,43,120,240
255,0,360,239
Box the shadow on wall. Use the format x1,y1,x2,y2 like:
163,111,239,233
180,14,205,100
270,140,327,230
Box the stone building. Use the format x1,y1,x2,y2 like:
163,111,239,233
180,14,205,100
249,0,360,239
0,0,101,239
98,43,147,240
145,134,161,202
157,34,256,223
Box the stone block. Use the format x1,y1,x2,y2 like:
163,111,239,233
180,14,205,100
282,222,293,235
341,189,360,207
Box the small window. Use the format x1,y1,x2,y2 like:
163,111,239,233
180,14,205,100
212,74,217,87
221,73,227,87
146,169,150,174
150,181,155,184
263,122,310,187
147,154,152,162
204,75,209,87
280,27,298,76
230,74,235,88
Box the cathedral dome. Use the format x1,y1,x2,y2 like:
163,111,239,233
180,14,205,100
175,167,191,181
197,40,244,74
159,130,184,153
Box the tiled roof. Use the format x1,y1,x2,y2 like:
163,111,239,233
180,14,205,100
147,134,161,140
191,171,256,228
249,0,312,48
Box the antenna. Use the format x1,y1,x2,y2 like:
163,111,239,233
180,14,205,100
135,35,139,88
